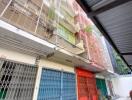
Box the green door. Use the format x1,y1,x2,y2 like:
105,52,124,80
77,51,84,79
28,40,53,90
96,78,108,96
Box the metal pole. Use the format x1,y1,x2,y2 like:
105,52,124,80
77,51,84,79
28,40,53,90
34,2,44,33
0,0,13,17
55,0,62,46
60,69,63,100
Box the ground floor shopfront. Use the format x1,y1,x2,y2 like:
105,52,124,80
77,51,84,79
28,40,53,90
0,47,111,100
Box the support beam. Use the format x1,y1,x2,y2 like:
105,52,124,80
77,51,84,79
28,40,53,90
121,52,132,55
77,0,132,17
76,0,132,71
91,0,131,16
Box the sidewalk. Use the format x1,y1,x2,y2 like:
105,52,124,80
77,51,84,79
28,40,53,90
115,97,131,100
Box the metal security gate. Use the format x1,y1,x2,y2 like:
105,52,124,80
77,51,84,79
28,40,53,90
37,68,76,100
62,72,76,100
76,68,98,100
0,58,38,100
38,68,61,100
96,78,108,97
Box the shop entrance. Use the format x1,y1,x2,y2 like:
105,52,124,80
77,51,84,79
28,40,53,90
76,68,98,100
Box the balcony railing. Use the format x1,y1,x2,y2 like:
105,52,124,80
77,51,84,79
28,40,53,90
0,0,85,55
0,0,114,70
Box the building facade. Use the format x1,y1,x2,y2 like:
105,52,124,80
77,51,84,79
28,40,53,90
0,0,131,100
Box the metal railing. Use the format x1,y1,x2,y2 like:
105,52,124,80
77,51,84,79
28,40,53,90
0,0,84,55
0,0,114,70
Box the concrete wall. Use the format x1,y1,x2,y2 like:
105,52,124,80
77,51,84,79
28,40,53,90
112,76,132,97
39,59,75,73
0,47,36,64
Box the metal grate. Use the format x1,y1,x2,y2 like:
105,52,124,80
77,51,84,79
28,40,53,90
78,76,97,100
62,72,76,100
76,68,98,100
97,1,132,54
0,58,38,100
37,68,76,100
37,68,61,100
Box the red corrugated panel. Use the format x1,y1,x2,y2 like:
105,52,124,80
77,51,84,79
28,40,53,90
76,68,98,100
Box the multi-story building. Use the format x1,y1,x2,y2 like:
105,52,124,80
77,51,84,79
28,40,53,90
0,0,131,100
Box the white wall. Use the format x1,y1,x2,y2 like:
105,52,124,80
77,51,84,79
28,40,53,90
112,76,132,97
39,59,75,73
0,47,36,64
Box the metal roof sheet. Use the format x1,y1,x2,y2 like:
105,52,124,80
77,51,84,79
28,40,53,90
97,1,132,53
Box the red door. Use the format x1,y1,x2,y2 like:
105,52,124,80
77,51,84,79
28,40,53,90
76,68,98,100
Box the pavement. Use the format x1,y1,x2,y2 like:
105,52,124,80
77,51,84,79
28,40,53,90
115,97,131,100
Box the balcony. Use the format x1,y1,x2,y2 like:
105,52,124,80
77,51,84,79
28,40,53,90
0,0,85,55
0,0,113,72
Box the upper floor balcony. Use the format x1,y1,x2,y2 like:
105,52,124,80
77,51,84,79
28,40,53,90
0,0,114,73
0,0,85,54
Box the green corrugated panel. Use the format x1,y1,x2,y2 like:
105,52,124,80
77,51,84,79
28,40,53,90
96,79,108,96
102,80,108,95
57,24,75,45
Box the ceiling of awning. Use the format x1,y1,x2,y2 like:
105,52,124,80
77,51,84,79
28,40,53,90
76,0,132,70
